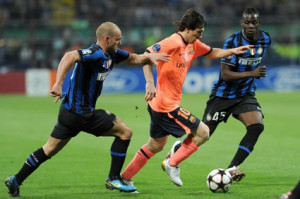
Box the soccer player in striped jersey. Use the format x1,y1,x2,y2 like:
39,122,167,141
121,9,252,189
167,7,271,182
4,22,170,197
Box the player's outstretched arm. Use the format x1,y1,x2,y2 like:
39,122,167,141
50,50,80,103
206,45,254,59
143,63,156,101
124,52,170,66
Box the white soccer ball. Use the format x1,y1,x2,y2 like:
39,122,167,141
206,168,232,193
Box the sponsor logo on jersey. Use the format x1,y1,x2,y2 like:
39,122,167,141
176,62,188,68
238,57,262,65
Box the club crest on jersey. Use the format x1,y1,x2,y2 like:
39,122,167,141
152,43,161,52
103,59,112,69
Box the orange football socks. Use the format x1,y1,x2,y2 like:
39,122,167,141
169,136,199,167
122,144,154,180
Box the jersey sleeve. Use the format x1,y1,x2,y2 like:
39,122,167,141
194,40,212,57
78,47,106,63
114,48,130,63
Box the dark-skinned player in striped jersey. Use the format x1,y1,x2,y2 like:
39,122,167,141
4,22,170,197
166,7,271,182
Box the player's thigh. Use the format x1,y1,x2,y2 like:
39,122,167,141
233,97,264,126
84,109,117,137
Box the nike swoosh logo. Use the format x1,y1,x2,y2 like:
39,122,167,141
111,183,121,188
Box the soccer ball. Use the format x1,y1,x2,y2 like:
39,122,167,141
206,168,232,193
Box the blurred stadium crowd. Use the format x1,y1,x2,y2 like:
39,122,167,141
0,0,299,71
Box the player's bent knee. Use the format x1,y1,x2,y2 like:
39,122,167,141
247,123,264,135
119,126,133,140
199,122,210,140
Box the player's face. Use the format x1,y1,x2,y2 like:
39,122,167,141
106,29,122,55
187,27,204,43
241,14,260,40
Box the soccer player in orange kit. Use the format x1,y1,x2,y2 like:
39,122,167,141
121,9,253,190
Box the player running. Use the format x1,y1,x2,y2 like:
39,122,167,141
4,22,170,197
166,7,271,182
121,8,252,188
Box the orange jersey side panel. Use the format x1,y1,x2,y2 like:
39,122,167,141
147,33,212,112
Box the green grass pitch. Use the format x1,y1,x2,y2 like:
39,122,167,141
0,91,299,199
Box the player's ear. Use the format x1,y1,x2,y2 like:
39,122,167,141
105,36,110,44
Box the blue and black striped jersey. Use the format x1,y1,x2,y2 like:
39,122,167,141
62,43,129,114
211,30,271,98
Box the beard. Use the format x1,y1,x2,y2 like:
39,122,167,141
106,45,117,56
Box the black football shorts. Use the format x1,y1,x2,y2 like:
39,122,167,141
202,96,263,124
147,105,201,138
51,104,116,139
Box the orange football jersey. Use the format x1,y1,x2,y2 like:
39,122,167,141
147,33,212,112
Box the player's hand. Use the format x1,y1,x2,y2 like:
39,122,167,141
49,83,62,103
147,53,170,65
253,65,267,79
234,45,254,54
144,82,156,101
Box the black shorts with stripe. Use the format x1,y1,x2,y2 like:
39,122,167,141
147,105,200,138
51,104,116,139
202,96,263,125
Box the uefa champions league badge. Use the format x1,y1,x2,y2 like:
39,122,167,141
250,48,256,56
152,43,161,52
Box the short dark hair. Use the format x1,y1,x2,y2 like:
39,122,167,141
242,7,260,18
175,8,206,31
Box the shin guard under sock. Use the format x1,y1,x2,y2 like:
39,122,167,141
169,136,199,167
15,147,50,185
109,137,130,178
228,123,264,168
122,145,154,180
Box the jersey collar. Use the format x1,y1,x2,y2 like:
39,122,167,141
176,32,188,45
